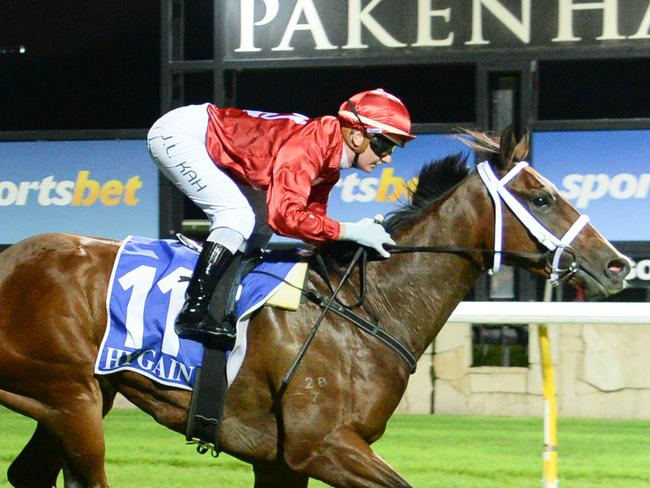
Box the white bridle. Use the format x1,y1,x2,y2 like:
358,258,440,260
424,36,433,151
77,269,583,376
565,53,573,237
477,161,590,284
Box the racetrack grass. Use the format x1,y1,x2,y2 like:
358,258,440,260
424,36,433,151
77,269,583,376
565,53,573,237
1,407,649,487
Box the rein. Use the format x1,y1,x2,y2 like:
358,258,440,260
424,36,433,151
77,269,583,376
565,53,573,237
388,244,551,263
303,287,417,373
278,248,366,399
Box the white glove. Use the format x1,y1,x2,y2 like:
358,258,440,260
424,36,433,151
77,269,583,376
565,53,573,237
340,218,396,258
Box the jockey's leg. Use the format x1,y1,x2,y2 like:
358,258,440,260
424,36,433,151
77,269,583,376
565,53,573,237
174,239,242,349
147,104,256,349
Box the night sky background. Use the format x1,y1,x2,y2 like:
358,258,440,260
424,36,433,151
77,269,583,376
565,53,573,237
1,1,163,131
2,1,650,131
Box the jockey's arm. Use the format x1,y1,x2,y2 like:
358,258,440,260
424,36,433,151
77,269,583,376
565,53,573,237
267,151,340,244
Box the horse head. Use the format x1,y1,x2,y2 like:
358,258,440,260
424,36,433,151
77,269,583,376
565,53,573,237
475,126,631,298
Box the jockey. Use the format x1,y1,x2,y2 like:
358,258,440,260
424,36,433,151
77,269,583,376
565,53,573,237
147,88,415,349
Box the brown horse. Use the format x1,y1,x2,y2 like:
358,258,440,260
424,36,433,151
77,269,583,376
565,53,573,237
0,128,630,487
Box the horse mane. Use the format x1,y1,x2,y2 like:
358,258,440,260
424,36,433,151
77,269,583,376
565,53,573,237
384,153,471,233
384,129,508,233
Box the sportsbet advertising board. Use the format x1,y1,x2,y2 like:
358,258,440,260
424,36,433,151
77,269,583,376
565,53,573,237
1,130,648,246
532,130,650,243
0,140,159,244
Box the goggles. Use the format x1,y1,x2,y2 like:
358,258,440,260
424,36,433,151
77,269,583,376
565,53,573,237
369,134,398,157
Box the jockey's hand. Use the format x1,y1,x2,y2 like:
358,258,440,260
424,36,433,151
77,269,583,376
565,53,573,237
339,218,396,258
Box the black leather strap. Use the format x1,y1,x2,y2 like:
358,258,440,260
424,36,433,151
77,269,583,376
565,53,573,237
304,289,417,374
185,347,228,456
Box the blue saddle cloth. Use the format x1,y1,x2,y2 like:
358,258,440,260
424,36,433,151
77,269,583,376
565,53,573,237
95,235,301,390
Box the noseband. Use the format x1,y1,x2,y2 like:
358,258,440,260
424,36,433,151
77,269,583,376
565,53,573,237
477,161,590,285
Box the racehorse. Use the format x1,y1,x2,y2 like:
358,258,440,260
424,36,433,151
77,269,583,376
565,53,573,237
0,128,630,487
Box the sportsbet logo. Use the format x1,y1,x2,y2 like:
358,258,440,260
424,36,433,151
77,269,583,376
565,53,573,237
336,168,418,202
561,172,650,209
338,168,650,208
0,170,143,207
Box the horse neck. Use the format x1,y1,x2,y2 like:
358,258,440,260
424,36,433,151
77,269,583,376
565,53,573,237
364,173,490,359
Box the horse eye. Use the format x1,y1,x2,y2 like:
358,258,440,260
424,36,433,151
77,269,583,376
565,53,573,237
533,194,551,208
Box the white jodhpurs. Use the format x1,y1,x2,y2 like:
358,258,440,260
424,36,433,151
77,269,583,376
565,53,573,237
147,104,255,253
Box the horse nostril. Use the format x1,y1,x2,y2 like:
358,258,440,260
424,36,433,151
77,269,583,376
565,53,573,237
606,258,631,280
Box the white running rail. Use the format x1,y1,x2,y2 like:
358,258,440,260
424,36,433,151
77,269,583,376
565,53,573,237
447,301,650,324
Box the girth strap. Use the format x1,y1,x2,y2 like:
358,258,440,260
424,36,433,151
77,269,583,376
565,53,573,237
304,289,417,374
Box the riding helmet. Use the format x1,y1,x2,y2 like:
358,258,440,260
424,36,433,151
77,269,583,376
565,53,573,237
338,88,415,146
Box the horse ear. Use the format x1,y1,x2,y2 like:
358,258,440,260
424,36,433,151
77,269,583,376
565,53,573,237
498,126,517,170
512,130,530,162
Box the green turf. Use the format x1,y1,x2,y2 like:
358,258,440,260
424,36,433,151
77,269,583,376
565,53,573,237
1,407,649,487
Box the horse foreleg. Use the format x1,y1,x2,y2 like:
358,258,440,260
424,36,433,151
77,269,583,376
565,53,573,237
285,427,413,488
252,463,309,488
7,423,62,488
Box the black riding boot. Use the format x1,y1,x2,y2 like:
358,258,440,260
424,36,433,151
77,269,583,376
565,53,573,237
175,241,240,349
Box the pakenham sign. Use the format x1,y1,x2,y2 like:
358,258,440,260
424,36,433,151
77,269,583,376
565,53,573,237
223,0,650,63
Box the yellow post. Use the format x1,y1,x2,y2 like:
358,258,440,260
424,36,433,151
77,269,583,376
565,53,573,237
539,324,559,488
539,281,559,487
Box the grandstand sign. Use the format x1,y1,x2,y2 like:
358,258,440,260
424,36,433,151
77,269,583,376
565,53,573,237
223,0,650,63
